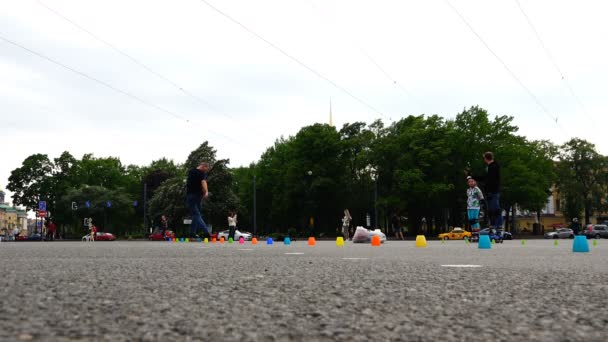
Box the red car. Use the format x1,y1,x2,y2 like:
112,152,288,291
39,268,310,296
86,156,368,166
82,232,116,241
149,230,175,241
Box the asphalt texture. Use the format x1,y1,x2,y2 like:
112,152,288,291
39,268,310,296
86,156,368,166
1,239,607,342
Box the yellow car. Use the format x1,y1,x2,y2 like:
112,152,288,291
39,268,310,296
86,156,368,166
438,228,472,240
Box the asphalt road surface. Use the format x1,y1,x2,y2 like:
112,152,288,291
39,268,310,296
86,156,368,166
1,239,607,341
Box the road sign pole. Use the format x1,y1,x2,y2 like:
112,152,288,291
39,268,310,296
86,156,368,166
143,183,148,235
253,175,257,237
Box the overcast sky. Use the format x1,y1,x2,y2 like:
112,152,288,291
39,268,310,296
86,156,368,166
1,0,607,204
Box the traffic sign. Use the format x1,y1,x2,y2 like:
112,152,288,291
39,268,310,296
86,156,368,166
85,201,91,208
106,201,112,208
84,218,92,227
71,202,78,210
37,210,47,218
38,201,46,211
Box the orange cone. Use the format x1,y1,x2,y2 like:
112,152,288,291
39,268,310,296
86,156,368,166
371,235,381,246
220,237,225,243
308,237,316,246
211,237,217,243
251,237,258,245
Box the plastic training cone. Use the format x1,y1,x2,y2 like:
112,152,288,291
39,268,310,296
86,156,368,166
415,235,427,248
211,237,217,243
554,239,559,246
185,238,189,243
220,237,225,243
239,237,245,244
371,235,381,246
336,236,344,247
593,239,598,247
228,237,234,243
266,237,274,245
284,237,291,245
308,237,316,246
478,235,491,249
521,240,526,246
204,237,209,243
573,235,589,253
441,239,445,244
251,237,258,245
491,239,496,244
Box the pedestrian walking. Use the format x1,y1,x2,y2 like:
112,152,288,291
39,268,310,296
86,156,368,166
46,219,57,241
186,161,211,239
159,215,169,238
392,214,404,240
89,223,97,242
228,211,237,241
466,177,484,231
571,218,581,235
468,152,501,228
342,209,352,240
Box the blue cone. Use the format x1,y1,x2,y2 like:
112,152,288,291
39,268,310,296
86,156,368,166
266,237,274,245
284,237,291,245
573,235,589,253
478,235,492,249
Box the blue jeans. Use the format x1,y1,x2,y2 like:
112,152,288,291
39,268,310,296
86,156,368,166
467,209,480,229
186,194,209,235
486,192,502,228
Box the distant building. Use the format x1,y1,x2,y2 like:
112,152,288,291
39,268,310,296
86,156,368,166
0,187,28,236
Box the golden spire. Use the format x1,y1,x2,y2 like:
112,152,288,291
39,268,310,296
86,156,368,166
329,98,333,127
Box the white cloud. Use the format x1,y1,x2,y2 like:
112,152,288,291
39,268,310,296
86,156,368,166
1,0,607,202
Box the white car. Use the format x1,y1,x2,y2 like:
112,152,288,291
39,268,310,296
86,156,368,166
217,230,252,241
352,227,387,243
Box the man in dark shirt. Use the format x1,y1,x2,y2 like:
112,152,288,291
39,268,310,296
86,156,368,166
186,161,211,238
481,152,501,228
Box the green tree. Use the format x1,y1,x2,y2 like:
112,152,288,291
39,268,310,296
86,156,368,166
60,185,136,237
7,154,54,211
557,139,608,224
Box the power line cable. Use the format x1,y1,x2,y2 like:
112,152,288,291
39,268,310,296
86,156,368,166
197,0,389,121
305,0,425,117
444,0,565,131
0,33,243,145
36,0,233,120
513,0,596,125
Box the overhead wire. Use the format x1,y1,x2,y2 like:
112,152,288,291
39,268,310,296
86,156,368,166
444,0,567,133
513,0,596,125
197,0,390,121
36,0,233,120
0,33,243,145
306,0,425,117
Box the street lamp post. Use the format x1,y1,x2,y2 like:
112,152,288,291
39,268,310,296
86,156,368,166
370,168,378,230
306,171,313,237
253,175,257,236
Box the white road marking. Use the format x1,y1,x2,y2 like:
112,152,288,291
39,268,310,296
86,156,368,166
441,264,482,268
342,257,369,260
285,252,305,255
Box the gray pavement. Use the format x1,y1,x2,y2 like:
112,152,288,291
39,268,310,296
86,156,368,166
0,239,607,341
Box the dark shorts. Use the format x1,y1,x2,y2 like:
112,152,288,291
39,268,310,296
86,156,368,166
393,226,403,233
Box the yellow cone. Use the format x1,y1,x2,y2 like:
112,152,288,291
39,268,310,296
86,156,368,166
336,236,344,247
415,235,427,248
204,237,209,244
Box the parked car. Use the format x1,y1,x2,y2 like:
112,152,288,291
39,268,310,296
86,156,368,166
584,225,608,239
217,230,252,241
471,228,512,241
81,232,116,241
438,228,472,240
544,228,574,239
27,233,45,241
148,230,175,241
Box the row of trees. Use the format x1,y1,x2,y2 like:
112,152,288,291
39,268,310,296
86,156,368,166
7,143,239,237
7,106,607,237
232,106,562,236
